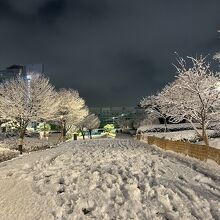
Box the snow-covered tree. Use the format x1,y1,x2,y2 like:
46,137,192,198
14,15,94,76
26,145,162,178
159,56,220,146
78,114,100,139
56,89,88,142
115,117,133,129
0,74,58,153
140,95,169,131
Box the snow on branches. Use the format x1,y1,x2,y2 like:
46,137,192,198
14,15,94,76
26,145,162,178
159,56,220,145
140,95,169,131
78,114,100,139
56,89,88,141
82,114,100,131
0,74,58,153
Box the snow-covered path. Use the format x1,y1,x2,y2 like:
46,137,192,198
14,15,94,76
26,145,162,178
0,139,219,220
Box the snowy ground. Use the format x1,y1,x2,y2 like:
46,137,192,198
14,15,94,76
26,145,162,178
137,123,202,133
198,138,220,150
141,130,220,149
1,137,54,152
0,147,19,162
142,130,219,142
0,138,219,220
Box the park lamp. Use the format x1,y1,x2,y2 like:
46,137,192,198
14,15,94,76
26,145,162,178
26,74,32,80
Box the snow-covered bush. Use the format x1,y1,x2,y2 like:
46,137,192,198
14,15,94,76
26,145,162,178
37,122,51,139
0,145,19,162
104,124,115,133
137,123,202,133
1,137,53,152
143,130,219,142
0,120,20,134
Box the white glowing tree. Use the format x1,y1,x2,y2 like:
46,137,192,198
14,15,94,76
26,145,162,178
56,89,88,142
159,56,220,145
0,74,59,153
140,95,169,131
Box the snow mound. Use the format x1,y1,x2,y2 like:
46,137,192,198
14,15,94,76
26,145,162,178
1,137,53,152
0,139,219,219
198,138,220,150
142,130,218,142
0,146,19,162
138,123,202,132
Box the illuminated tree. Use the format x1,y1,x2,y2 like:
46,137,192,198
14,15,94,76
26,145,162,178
56,89,88,142
115,117,133,129
159,56,220,146
0,74,58,153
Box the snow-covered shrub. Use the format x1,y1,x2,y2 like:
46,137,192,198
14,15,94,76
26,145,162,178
37,122,51,139
143,130,218,142
104,124,115,133
1,137,53,152
0,146,19,162
137,123,202,133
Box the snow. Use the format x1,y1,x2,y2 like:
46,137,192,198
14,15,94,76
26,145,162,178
198,138,220,150
0,147,19,162
140,130,219,142
1,137,53,152
0,138,219,219
137,123,201,133
76,133,107,140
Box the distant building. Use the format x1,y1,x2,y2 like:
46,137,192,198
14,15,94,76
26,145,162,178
90,106,144,126
0,64,44,83
0,65,25,83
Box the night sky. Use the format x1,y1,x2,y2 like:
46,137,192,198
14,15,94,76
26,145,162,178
0,0,220,107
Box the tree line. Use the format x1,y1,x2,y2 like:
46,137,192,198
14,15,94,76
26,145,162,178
0,74,100,154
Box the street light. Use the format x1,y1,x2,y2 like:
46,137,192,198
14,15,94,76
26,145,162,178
112,117,115,124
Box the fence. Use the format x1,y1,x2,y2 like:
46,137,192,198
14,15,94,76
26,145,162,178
137,135,220,165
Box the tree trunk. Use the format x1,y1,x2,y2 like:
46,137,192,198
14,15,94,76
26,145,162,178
43,122,46,138
61,119,67,142
80,129,85,140
202,123,209,146
201,121,209,162
89,129,92,139
188,120,203,141
18,128,26,154
163,117,168,132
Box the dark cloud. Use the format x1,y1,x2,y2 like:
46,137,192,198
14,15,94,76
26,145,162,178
0,0,220,106
38,0,67,22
